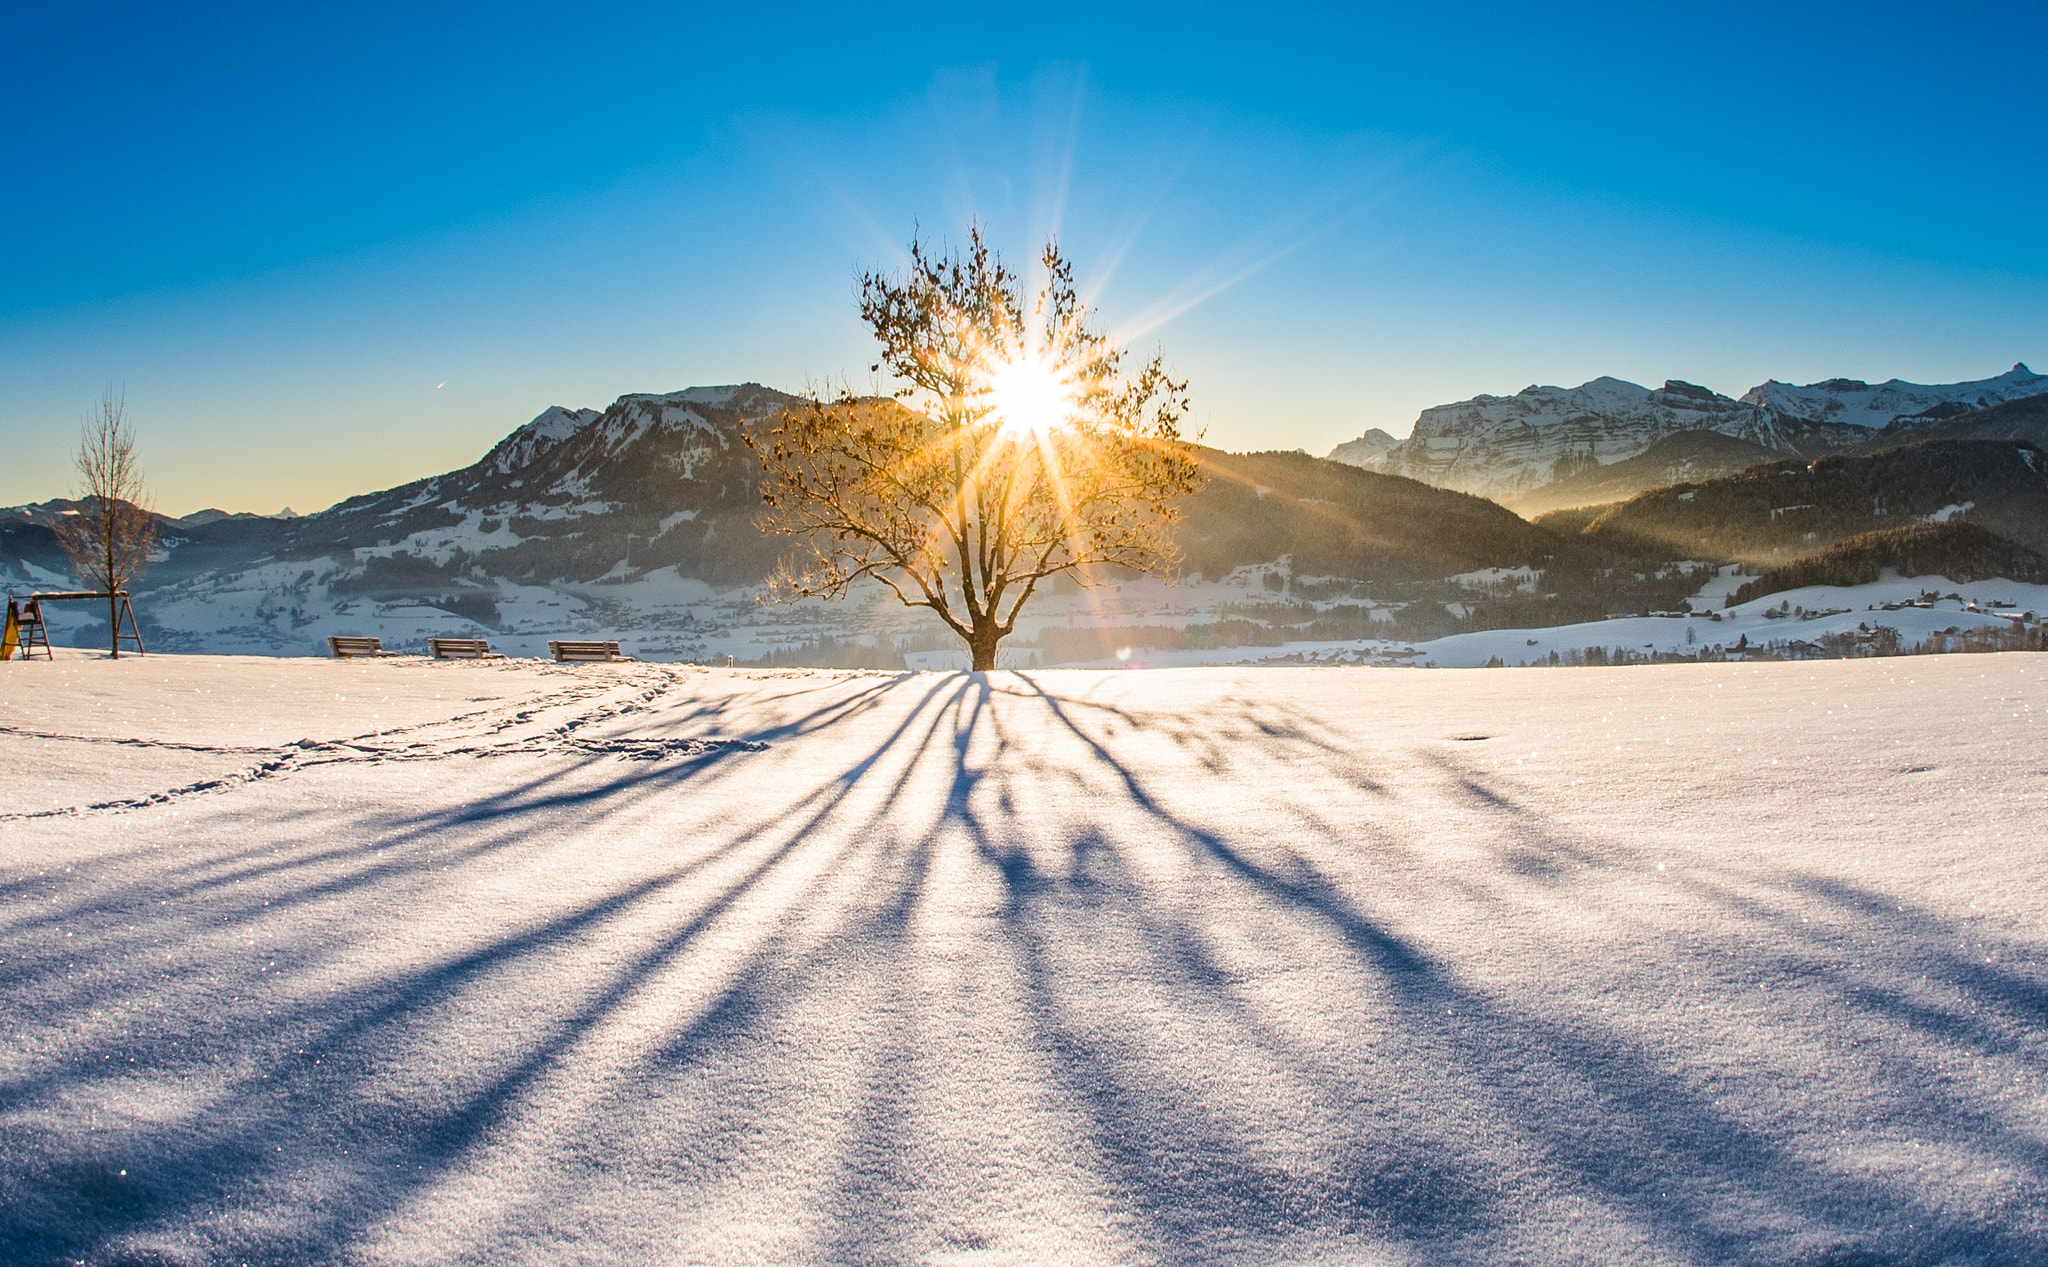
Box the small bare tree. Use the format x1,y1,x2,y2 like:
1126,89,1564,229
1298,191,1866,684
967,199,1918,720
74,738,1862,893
746,228,1203,670
55,388,157,658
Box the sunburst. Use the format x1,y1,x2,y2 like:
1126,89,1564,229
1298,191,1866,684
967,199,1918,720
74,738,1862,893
981,351,1081,444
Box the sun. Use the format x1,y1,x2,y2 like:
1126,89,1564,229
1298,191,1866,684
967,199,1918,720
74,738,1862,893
982,353,1078,443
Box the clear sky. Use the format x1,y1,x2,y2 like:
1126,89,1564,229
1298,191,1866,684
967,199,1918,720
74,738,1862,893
3,2,2043,515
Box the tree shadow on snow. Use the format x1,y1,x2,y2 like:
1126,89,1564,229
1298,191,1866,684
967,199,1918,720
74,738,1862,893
925,674,2048,1265
2,669,2044,1266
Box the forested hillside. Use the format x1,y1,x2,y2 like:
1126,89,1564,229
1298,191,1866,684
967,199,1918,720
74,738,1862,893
1849,391,2048,453
1724,521,2048,606
1576,439,2048,564
1177,449,1580,581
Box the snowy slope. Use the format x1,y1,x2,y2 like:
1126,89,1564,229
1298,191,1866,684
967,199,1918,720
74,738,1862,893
1,656,2043,1264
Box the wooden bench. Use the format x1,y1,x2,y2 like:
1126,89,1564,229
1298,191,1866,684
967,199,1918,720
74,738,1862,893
328,635,395,658
549,640,634,663
427,637,504,660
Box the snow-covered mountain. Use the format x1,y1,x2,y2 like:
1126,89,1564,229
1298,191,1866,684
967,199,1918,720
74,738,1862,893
1330,364,2048,501
1326,427,1397,468
1367,377,1799,498
1743,364,2047,428
303,381,801,587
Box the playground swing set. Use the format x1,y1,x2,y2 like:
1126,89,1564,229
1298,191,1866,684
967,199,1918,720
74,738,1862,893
2,591,145,660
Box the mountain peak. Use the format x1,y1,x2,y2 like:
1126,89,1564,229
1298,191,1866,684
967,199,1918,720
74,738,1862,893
1326,428,1398,468
675,384,746,406
485,404,604,476
1654,380,1735,405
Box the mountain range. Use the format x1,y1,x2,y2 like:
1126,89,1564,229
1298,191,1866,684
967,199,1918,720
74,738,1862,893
5,371,2045,662
1331,364,2048,504
3,385,1654,657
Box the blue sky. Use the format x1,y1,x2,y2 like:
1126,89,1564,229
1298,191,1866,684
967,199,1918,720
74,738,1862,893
3,2,2043,514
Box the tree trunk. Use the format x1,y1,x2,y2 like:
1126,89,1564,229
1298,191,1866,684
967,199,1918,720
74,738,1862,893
108,592,118,660
967,622,1002,672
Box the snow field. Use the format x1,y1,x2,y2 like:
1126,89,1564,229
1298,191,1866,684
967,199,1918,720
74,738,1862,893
0,654,2044,1264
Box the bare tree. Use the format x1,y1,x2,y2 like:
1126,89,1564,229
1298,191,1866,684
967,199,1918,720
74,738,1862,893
55,388,157,658
746,228,1203,671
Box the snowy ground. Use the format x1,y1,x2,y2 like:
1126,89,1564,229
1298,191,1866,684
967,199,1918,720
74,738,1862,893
2,653,2044,1265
